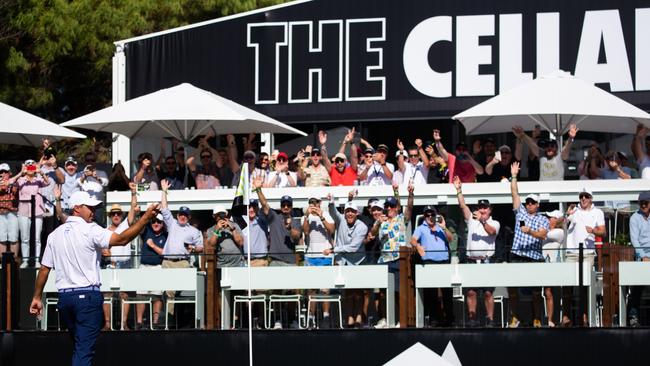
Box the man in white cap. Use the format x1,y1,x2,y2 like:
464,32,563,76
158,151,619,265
0,163,19,264
324,196,367,327
508,162,549,328
207,204,244,268
30,191,159,366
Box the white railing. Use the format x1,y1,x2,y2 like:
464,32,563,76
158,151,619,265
106,179,648,211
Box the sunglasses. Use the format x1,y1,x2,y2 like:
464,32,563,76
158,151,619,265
423,213,434,218
409,154,419,158
277,158,287,162
385,203,397,209
281,203,292,208
579,194,592,200
524,199,537,205
109,211,123,217
151,219,163,224
308,199,320,205
312,152,321,156
243,156,255,161
261,158,269,162
201,155,212,159
0,170,8,174
85,158,96,163
364,154,373,158
335,159,345,163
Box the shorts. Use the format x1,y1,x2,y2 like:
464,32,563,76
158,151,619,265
305,257,333,266
0,212,19,242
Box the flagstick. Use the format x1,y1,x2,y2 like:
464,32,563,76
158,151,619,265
244,164,253,366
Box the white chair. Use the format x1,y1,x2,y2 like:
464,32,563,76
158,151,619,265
268,294,304,329
232,294,268,329
307,294,343,329
104,297,115,330
165,291,198,330
121,297,153,330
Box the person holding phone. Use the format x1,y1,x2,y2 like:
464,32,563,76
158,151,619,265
507,162,549,328
433,129,484,183
207,205,244,268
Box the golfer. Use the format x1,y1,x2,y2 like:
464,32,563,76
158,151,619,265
29,191,160,366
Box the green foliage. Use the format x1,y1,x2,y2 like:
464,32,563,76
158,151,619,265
613,233,630,246
0,0,287,160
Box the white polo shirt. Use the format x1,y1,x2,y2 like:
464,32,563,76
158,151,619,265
41,215,112,290
109,220,131,262
365,162,395,186
402,161,429,186
567,205,605,252
303,212,335,258
465,217,500,259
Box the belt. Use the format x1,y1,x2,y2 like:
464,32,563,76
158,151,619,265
59,285,100,293
164,257,189,262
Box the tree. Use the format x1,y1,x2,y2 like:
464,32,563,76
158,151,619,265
0,0,285,159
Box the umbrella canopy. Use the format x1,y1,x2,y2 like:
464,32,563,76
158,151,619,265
453,70,650,136
0,102,86,147
61,83,307,141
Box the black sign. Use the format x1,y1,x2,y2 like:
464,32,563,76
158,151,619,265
124,0,650,123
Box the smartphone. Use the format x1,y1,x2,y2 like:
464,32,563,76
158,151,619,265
494,151,501,161
26,165,37,172
304,151,311,157
519,220,526,227
352,132,361,144
436,215,443,223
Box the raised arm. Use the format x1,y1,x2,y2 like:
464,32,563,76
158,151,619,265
561,124,577,161
510,161,521,209
433,129,449,161
404,182,415,222
319,131,332,172
453,176,472,221
416,139,429,167
53,184,68,223
126,182,138,225
512,126,540,158
632,124,648,161
396,139,406,173
156,139,166,170
226,134,241,174
110,203,160,247
160,179,169,209
465,153,484,175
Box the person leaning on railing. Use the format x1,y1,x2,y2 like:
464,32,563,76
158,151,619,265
454,176,500,327
507,161,549,329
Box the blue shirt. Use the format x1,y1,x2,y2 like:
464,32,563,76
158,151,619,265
242,215,268,258
140,225,167,265
412,223,449,262
630,211,650,259
512,204,549,261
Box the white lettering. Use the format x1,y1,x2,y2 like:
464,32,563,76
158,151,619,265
636,8,650,91
536,12,560,77
456,15,495,96
575,10,633,91
403,16,452,98
247,23,287,104
345,18,386,101
499,14,533,91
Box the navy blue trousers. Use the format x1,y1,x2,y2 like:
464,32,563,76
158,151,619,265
58,290,104,366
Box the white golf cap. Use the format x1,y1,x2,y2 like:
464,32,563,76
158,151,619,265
68,191,102,207
580,187,593,197
544,210,563,219
0,163,10,171
155,213,164,221
370,200,384,209
212,204,227,215
524,194,540,202
344,202,358,212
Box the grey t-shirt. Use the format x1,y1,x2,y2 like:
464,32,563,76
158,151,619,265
259,209,301,264
207,222,244,268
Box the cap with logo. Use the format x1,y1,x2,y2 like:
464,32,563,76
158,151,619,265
638,191,650,202
579,187,593,197
385,197,398,207
498,145,511,153
280,195,293,204
69,191,102,207
422,205,437,214
344,202,358,212
370,200,384,209
524,194,540,203
477,199,491,207
64,156,77,166
178,206,192,215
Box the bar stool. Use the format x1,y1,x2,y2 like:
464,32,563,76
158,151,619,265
121,297,153,330
307,294,343,329
268,294,305,329
232,294,268,329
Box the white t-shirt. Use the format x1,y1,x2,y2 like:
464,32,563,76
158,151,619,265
41,216,112,290
465,217,500,259
109,220,131,261
539,154,564,181
639,155,650,179
365,162,395,186
402,161,429,186
567,205,605,252
266,171,297,188
303,212,334,258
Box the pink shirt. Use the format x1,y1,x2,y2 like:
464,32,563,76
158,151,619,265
16,176,46,217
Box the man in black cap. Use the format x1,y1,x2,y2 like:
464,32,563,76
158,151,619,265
512,124,577,181
454,176,500,327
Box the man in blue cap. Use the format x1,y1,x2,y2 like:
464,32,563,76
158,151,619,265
628,191,650,326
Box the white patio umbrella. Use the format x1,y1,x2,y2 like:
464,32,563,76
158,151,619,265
61,83,306,141
0,101,86,146
453,70,650,139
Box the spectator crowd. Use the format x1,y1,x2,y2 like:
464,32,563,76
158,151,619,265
1,124,650,329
